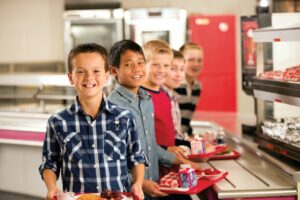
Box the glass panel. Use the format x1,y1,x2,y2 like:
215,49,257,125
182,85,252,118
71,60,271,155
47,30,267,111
70,23,118,51
141,31,170,45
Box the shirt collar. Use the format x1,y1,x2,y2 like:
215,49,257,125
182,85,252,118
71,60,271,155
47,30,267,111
115,83,151,103
69,95,113,115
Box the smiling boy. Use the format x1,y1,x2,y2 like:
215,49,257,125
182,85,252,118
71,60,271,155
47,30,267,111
39,43,145,200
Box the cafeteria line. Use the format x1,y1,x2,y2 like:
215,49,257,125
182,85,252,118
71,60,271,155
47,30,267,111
0,0,300,199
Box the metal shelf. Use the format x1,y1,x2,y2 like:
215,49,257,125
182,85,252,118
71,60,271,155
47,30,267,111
0,74,71,87
253,78,300,107
253,25,300,42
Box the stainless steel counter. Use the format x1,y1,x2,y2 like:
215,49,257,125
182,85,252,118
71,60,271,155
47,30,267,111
192,121,299,199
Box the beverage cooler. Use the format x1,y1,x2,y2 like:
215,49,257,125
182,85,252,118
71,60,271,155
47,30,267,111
252,13,300,164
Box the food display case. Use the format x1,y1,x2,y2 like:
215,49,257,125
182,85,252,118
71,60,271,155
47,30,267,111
0,74,76,114
252,13,300,190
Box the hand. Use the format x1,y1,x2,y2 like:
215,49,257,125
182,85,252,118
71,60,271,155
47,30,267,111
46,187,61,200
142,180,168,197
167,146,187,158
131,182,144,200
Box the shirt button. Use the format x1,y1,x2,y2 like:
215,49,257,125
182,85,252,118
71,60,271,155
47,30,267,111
94,164,97,168
148,163,151,167
145,131,148,134
151,113,154,117
97,186,99,189
92,144,95,148
149,177,153,181
148,147,151,150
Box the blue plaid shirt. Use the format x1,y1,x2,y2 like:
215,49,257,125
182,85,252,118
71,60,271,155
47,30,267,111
39,96,146,193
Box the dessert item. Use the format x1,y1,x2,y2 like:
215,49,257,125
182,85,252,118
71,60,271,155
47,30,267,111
160,172,179,188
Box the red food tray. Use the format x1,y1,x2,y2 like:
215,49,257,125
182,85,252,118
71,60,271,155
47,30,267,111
187,145,228,160
159,171,228,195
209,149,240,160
53,192,136,200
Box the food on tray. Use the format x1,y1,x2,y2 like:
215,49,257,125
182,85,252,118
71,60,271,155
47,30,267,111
76,194,104,200
100,190,122,200
258,64,300,82
196,168,226,180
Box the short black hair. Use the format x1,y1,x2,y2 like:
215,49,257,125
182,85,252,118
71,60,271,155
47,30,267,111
67,43,109,73
109,40,145,68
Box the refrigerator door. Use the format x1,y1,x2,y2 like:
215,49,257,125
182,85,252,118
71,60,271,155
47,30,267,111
188,15,236,112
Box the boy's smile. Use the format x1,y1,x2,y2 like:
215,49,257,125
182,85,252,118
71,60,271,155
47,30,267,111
184,49,203,79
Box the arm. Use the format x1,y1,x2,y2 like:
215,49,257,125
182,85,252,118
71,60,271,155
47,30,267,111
130,164,145,200
39,118,62,200
42,169,61,200
142,180,168,198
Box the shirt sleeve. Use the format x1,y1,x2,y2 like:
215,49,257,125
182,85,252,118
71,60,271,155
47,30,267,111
157,145,176,167
126,112,148,169
38,117,62,180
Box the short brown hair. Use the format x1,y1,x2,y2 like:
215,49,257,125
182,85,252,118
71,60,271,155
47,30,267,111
143,40,173,63
179,42,203,55
173,49,184,61
67,43,109,73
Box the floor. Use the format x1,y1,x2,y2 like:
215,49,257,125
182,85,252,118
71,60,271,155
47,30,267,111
0,191,43,200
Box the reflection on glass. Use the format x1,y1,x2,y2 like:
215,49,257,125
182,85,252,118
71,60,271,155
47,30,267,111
142,31,170,45
70,23,117,51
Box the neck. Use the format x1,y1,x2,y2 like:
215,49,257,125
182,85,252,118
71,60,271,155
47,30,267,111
142,80,160,91
78,94,102,119
185,75,195,86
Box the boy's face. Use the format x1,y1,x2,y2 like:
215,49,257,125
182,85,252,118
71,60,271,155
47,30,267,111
68,52,109,100
164,58,185,89
111,50,145,93
145,53,172,89
183,49,203,79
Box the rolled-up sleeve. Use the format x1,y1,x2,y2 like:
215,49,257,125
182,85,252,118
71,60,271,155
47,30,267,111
126,114,148,169
157,145,175,167
39,118,61,179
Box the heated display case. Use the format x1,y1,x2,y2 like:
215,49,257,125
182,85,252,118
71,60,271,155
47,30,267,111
252,13,300,163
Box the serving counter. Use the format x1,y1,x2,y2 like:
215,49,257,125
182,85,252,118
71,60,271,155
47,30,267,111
0,111,299,199
192,111,299,199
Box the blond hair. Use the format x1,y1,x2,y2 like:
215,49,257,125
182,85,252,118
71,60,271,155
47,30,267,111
179,42,203,55
143,40,173,63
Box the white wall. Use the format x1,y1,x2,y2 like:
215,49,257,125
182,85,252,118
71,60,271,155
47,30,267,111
0,0,64,63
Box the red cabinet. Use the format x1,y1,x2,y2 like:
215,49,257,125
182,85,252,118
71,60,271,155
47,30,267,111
188,15,237,111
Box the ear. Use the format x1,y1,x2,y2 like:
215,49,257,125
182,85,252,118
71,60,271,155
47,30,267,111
104,70,110,84
109,65,118,77
68,72,74,85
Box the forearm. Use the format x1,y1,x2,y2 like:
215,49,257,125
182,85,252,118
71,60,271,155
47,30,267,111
131,163,145,185
42,169,58,190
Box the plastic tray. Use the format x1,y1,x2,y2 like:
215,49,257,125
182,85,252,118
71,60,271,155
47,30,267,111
209,149,240,160
53,192,136,200
159,171,228,195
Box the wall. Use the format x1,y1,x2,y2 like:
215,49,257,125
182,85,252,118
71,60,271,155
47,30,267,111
123,0,257,116
0,0,64,63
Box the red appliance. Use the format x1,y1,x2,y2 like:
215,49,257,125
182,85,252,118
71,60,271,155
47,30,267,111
188,15,237,112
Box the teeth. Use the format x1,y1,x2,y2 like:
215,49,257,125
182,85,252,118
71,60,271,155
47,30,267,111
132,75,142,79
84,84,94,88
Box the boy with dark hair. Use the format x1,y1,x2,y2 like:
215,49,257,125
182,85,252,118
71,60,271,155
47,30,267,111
39,43,145,200
108,40,172,199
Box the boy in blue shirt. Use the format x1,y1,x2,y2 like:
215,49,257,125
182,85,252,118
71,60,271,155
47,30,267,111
108,40,199,200
39,43,145,200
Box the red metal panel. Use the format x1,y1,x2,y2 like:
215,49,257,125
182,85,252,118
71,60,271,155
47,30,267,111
188,15,237,111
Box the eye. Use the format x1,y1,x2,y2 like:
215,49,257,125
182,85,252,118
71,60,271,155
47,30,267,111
76,70,84,74
138,61,145,66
